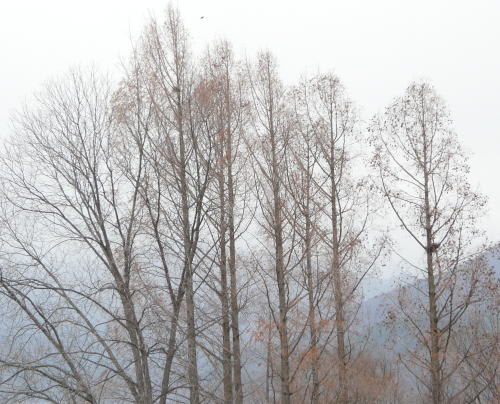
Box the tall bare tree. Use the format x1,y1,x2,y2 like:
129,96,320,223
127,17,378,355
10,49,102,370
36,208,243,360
0,68,154,403
201,40,249,403
287,84,323,404
247,52,295,404
370,81,488,404
138,8,216,402
293,73,384,404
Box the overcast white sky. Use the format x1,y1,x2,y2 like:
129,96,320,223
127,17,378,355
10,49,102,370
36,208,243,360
1,0,499,249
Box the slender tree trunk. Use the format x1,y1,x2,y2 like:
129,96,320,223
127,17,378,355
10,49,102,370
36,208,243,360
276,234,291,404
225,88,243,404
119,288,153,404
266,313,272,403
218,150,233,404
331,202,347,404
305,210,320,404
228,146,243,404
159,302,181,404
300,153,320,403
177,92,200,404
329,136,347,404
426,237,441,404
271,129,291,404
184,238,200,404
423,135,442,404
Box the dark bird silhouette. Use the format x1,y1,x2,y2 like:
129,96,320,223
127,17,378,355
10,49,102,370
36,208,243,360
200,16,205,19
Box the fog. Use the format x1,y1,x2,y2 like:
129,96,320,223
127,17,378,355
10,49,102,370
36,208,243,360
1,0,499,263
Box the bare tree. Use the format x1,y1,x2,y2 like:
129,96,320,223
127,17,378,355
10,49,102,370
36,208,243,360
201,40,249,404
138,7,216,402
370,81,488,404
287,83,323,404
0,68,154,403
247,52,296,404
292,73,384,404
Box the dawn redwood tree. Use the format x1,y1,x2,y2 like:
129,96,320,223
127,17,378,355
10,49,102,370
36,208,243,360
247,52,295,404
205,46,234,403
139,8,215,403
287,83,323,404
296,73,384,404
370,81,488,404
200,40,249,403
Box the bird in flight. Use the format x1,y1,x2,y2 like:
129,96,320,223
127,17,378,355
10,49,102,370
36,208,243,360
200,16,205,19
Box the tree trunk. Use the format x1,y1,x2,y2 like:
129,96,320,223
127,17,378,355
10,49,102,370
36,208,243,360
271,129,291,404
305,211,320,404
423,135,442,404
329,135,348,404
178,91,200,404
218,153,233,404
185,259,200,404
228,142,243,404
159,302,181,404
266,313,272,403
225,73,243,401
301,158,319,404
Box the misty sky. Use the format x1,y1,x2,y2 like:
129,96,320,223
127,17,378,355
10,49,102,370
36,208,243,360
1,0,499,252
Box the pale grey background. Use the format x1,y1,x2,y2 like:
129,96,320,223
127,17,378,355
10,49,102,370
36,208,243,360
1,1,498,285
